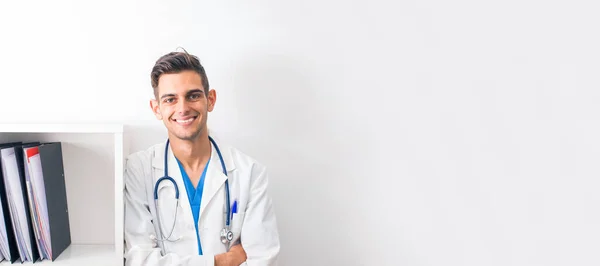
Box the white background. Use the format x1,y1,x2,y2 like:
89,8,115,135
1,0,600,265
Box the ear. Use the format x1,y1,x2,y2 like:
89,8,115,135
207,89,217,112
150,99,163,120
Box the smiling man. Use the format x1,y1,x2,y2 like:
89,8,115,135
123,50,281,266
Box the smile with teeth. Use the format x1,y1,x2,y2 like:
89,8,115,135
173,116,197,125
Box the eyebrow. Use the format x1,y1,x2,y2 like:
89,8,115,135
186,89,204,96
160,93,176,99
160,89,204,99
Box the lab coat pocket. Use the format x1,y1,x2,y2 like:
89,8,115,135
230,211,246,244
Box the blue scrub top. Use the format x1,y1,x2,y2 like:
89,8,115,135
176,157,210,255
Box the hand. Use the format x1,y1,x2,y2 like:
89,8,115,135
214,243,247,266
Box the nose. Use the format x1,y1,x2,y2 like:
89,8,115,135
175,97,191,114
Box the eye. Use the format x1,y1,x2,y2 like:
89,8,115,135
164,98,175,103
188,93,202,100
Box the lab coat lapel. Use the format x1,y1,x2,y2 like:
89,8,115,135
199,143,227,219
167,145,193,219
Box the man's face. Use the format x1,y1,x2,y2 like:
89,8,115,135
150,70,215,141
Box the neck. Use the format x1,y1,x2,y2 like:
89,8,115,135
168,132,211,172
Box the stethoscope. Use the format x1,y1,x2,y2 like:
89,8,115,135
152,136,233,250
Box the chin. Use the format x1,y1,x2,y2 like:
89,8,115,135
171,128,203,141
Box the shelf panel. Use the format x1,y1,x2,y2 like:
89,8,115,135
0,124,123,133
0,244,119,265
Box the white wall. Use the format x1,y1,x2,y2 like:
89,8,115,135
1,0,600,265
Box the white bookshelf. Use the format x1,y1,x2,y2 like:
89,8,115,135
0,124,124,265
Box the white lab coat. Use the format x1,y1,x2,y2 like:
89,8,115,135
123,136,280,266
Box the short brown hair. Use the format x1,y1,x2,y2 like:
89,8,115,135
150,49,210,98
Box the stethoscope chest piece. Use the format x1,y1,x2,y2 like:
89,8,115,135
220,228,234,244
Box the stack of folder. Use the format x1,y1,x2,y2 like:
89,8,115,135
0,141,71,263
